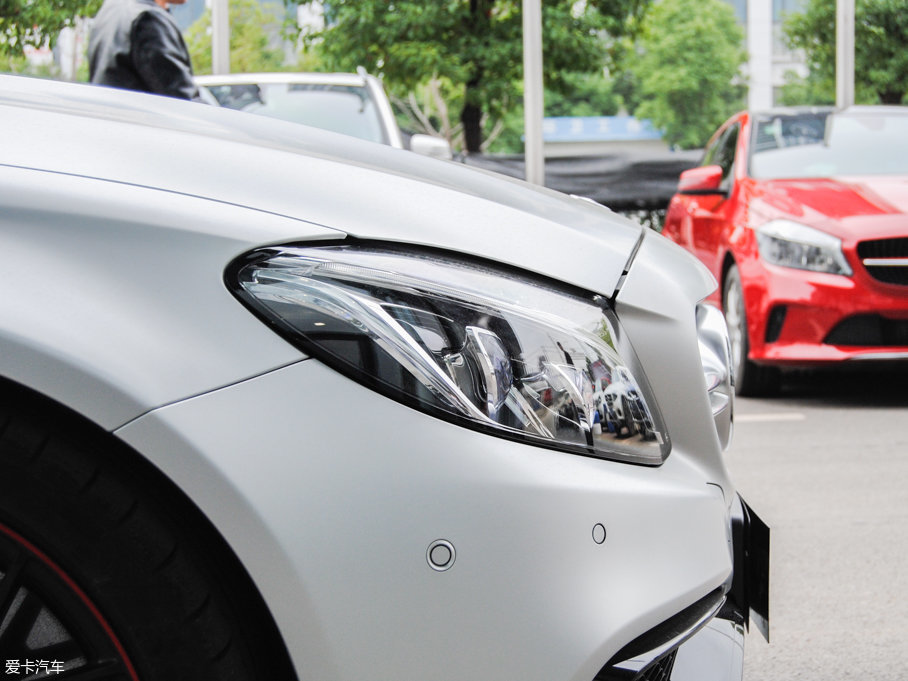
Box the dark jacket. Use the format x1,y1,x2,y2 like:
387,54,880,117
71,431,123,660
88,0,199,100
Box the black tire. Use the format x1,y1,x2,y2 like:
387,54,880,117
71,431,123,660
723,265,780,397
619,398,637,437
0,388,296,681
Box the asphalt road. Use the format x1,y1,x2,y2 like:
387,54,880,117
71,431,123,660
727,365,908,681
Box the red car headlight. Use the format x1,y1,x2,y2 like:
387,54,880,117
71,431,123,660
756,219,852,276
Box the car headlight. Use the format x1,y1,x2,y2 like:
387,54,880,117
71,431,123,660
697,303,733,451
756,219,852,275
229,243,670,465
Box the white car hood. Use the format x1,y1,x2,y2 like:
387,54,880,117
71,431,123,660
0,77,642,298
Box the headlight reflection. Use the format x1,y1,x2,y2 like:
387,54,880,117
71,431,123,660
230,244,670,465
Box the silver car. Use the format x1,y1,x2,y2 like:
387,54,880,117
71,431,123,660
0,75,767,681
196,70,453,159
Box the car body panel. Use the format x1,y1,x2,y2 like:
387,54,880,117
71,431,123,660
0,164,332,429
116,359,734,681
748,177,908,229
615,231,733,493
1,76,639,302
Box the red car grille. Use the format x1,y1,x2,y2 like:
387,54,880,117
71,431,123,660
825,314,908,346
857,237,908,286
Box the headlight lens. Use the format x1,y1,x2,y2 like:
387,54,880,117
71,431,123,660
756,219,852,275
697,303,733,451
230,244,669,465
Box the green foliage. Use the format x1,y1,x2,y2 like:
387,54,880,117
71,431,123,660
1,50,61,77
3,49,31,74
783,0,908,105
1,50,27,73
186,0,291,75
0,0,100,56
391,70,623,154
390,76,467,145
488,73,624,153
545,71,622,118
292,0,649,152
630,0,745,149
777,68,833,107
483,90,524,153
0,32,78,80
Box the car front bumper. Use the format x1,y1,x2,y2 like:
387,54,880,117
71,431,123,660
672,616,745,681
604,493,768,681
114,357,759,681
743,260,908,365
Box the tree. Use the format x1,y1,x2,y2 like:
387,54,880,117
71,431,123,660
291,0,648,153
186,0,291,75
391,69,623,154
0,0,100,57
545,71,623,118
630,0,745,150
777,68,834,107
783,0,908,105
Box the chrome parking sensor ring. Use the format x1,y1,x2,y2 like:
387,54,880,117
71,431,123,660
427,540,456,571
592,523,607,545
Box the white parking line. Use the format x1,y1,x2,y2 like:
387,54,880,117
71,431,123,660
736,412,807,423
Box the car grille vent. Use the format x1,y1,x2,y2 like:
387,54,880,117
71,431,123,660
639,652,675,681
824,314,908,346
857,237,908,286
594,588,724,681
593,648,678,681
765,305,788,343
594,650,677,681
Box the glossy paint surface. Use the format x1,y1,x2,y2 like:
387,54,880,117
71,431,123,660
663,109,908,366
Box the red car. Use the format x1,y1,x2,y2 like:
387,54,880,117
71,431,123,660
663,106,908,395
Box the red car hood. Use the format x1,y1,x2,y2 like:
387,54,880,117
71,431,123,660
752,175,908,241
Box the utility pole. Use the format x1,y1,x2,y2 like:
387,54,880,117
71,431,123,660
211,0,230,75
836,0,855,109
746,0,772,110
522,0,544,185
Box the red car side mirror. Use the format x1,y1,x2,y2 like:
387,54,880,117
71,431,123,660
678,165,726,196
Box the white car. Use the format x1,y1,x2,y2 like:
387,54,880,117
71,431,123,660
0,75,767,681
196,70,453,159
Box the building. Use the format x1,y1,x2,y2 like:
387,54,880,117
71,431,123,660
736,0,809,109
542,116,670,157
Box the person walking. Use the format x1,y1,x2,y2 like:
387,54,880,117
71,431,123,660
88,0,200,101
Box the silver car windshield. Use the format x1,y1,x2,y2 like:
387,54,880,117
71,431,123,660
204,82,389,144
750,111,908,179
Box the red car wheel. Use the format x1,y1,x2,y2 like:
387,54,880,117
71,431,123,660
724,265,780,396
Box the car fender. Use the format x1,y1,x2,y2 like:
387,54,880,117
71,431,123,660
0,164,339,429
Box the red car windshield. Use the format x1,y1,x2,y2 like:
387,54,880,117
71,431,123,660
750,110,908,179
